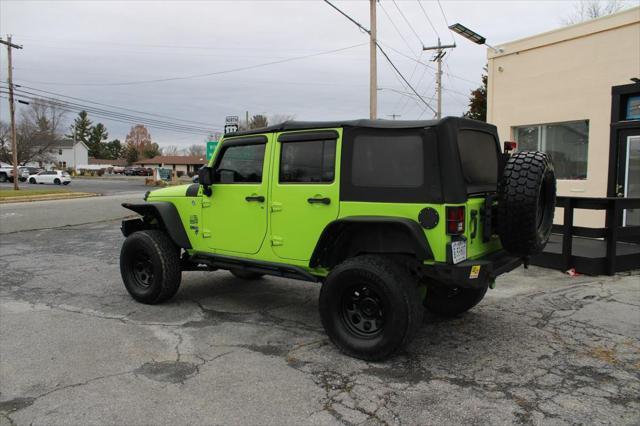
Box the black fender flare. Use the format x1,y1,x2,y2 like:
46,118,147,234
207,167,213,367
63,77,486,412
309,216,433,268
121,202,192,249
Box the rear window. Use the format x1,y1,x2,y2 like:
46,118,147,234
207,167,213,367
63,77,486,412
457,130,499,193
352,134,423,188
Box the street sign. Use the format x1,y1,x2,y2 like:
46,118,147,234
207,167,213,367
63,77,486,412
225,115,239,134
158,167,172,181
206,140,218,161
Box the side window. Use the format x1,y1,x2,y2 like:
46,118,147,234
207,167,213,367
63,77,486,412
352,133,423,188
215,143,266,183
280,139,336,183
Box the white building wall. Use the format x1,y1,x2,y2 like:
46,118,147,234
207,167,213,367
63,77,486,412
51,143,88,170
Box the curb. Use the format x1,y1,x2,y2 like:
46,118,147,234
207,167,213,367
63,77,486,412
0,192,100,204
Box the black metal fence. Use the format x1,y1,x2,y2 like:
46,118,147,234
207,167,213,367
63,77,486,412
531,196,640,275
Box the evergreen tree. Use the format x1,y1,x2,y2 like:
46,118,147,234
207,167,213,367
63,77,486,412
87,123,109,158
66,111,92,144
124,142,139,165
105,139,123,160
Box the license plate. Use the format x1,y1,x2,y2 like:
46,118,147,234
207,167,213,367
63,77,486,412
451,240,467,264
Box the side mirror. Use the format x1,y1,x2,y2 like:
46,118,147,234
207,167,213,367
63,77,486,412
197,166,214,196
198,166,213,186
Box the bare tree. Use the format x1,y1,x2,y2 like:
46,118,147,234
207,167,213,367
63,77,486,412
162,145,182,155
269,114,295,126
186,144,206,157
0,99,67,165
562,0,627,25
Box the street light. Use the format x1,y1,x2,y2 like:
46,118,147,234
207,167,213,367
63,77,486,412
448,23,503,53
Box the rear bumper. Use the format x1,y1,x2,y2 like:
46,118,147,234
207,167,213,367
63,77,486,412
420,250,522,289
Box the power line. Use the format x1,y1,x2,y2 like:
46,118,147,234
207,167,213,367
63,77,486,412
323,0,436,114
416,0,440,39
10,84,218,128
379,42,480,86
378,1,416,56
14,42,367,87
2,86,217,133
436,0,457,44
0,90,216,135
391,0,425,47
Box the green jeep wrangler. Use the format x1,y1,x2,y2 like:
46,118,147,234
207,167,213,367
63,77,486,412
120,117,556,360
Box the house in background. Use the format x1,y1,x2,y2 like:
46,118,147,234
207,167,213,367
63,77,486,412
487,6,640,228
42,139,89,171
135,155,206,175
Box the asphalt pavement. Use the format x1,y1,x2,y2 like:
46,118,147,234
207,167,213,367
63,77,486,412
0,197,638,425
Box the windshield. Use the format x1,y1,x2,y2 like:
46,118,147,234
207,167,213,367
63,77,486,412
457,130,499,194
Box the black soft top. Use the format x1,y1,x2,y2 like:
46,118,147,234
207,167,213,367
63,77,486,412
227,118,445,137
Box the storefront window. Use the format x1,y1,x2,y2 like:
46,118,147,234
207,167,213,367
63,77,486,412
514,120,589,180
626,96,640,120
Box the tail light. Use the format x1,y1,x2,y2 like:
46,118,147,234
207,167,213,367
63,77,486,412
446,206,465,235
503,141,517,153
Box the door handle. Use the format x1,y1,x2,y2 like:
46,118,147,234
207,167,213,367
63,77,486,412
307,197,331,205
245,195,265,202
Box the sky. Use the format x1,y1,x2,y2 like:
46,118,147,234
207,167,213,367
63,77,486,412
0,0,627,149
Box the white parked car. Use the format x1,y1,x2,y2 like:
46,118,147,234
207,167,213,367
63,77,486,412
28,170,71,185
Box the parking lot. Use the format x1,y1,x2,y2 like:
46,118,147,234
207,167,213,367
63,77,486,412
1,185,638,425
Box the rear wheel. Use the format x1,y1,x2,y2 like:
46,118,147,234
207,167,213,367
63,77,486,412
120,230,181,304
63,181,70,185
319,255,423,361
423,284,488,317
0,174,6,183
54,178,61,185
230,269,264,280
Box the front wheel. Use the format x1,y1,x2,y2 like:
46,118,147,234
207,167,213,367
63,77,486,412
319,255,423,361
120,230,182,304
423,285,488,317
29,178,36,184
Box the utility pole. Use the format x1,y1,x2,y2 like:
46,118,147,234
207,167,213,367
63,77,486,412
245,110,249,129
1,35,23,190
369,0,377,120
423,38,455,119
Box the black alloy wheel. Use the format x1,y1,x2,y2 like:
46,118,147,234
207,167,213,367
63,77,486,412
341,283,385,338
319,255,423,361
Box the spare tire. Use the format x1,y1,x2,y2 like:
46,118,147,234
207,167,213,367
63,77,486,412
497,151,556,257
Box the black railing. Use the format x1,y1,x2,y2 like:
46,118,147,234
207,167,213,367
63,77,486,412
531,196,640,275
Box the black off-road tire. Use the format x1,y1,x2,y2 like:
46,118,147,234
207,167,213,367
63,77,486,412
424,285,488,317
498,151,556,257
230,269,264,280
319,255,423,361
120,230,182,304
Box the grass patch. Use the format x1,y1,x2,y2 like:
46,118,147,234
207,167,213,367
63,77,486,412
0,189,71,198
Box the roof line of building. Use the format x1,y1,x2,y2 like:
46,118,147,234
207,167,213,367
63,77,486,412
488,6,640,60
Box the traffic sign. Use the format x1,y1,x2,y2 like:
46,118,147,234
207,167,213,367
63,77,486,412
225,115,239,134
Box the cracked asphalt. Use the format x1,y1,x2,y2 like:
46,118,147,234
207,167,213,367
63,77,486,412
1,220,639,425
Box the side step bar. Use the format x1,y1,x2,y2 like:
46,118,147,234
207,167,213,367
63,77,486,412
186,252,321,283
